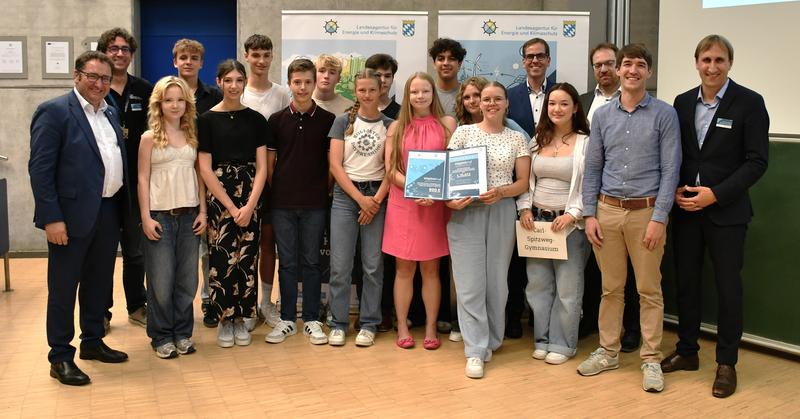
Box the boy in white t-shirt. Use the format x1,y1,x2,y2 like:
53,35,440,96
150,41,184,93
240,34,290,331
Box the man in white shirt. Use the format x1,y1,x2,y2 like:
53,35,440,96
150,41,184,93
29,51,130,386
240,34,290,331
579,43,622,123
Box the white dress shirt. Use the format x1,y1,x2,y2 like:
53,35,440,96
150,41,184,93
73,87,124,197
527,79,547,125
586,84,621,124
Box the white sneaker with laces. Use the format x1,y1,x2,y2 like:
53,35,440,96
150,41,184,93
243,317,258,332
449,330,463,342
532,349,547,360
545,352,570,365
234,320,251,346
175,338,195,355
329,329,346,346
261,301,282,328
217,320,234,348
303,320,328,345
155,342,178,359
577,347,620,376
465,357,484,379
265,320,297,344
355,329,376,347
641,362,665,392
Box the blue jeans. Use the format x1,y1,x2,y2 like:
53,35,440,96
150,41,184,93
272,208,326,322
525,227,591,356
329,183,386,333
144,209,200,348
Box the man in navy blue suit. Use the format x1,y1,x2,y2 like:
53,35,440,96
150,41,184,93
507,37,557,138
661,34,769,398
29,50,130,386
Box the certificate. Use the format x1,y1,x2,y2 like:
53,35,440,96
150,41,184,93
515,221,568,260
404,146,487,200
0,41,23,74
45,41,69,74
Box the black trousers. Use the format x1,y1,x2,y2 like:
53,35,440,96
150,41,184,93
47,198,121,362
105,203,146,319
673,210,746,366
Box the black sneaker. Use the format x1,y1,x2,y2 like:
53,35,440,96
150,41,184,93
202,300,218,328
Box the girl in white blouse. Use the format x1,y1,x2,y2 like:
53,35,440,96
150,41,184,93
138,76,207,359
446,81,531,378
517,82,592,365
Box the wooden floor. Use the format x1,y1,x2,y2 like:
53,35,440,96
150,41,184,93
0,258,798,418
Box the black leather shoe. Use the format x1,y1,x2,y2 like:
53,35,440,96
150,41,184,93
713,364,737,398
50,361,90,386
660,351,700,373
202,300,219,328
620,331,641,353
79,341,129,363
505,318,523,339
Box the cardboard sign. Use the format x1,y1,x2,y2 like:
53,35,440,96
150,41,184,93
516,221,568,260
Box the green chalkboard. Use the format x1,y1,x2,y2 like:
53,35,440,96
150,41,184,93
662,141,800,347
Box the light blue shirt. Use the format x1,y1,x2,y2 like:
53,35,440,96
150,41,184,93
695,78,730,149
582,93,682,223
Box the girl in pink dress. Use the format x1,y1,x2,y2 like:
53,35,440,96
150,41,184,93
383,72,457,349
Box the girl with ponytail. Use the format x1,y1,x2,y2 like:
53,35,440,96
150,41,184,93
326,70,394,347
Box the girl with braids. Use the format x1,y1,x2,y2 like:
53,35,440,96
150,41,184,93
326,69,393,347
138,76,206,359
383,72,457,350
517,82,591,366
197,60,268,348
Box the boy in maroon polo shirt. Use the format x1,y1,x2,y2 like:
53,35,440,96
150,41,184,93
265,59,335,345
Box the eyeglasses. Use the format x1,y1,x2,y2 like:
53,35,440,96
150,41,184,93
481,97,506,105
593,60,616,70
108,45,131,54
78,70,112,85
523,53,549,62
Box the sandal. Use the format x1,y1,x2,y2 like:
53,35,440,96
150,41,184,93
423,337,441,350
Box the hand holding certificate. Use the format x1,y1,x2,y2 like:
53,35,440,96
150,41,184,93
404,146,488,200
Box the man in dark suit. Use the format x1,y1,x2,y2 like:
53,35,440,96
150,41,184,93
504,37,556,338
661,34,769,398
507,37,557,138
29,51,130,386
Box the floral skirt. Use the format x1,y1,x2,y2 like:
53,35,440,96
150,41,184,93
207,161,261,321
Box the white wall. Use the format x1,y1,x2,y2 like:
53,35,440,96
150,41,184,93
658,0,800,135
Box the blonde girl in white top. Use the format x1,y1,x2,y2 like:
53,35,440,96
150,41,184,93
138,76,207,359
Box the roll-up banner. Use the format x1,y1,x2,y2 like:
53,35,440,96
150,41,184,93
438,11,590,93
281,10,429,103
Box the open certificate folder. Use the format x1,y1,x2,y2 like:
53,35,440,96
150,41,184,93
404,146,488,200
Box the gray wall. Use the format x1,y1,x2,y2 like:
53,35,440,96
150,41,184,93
1,0,658,252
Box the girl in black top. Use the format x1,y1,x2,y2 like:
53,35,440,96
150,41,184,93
198,60,268,348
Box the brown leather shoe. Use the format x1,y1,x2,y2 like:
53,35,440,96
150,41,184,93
712,364,737,398
660,351,699,373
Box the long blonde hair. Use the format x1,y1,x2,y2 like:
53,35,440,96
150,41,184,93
389,72,451,179
148,76,197,149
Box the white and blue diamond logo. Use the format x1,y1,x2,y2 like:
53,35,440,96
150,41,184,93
402,20,415,37
563,20,576,38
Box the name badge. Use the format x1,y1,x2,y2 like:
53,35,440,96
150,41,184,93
716,118,733,129
131,103,142,112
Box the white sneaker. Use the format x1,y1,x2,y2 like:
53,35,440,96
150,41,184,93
532,349,547,360
642,362,665,392
155,342,178,359
217,320,234,348
329,329,346,346
545,352,570,365
577,347,620,376
465,357,484,379
234,320,251,346
449,331,463,342
243,317,258,332
355,329,376,347
175,338,196,355
303,320,328,345
265,320,297,344
261,301,282,328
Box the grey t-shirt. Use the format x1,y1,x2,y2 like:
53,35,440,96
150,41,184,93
437,85,459,117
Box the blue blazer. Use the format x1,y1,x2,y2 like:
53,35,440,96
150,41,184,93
507,76,556,138
29,90,127,238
